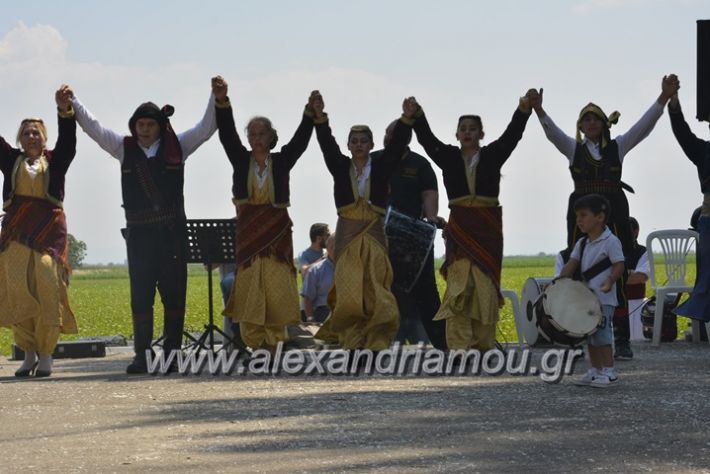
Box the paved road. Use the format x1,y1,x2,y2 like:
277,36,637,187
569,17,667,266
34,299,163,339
1,342,709,473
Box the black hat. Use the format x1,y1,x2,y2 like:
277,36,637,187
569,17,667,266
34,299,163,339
128,102,174,137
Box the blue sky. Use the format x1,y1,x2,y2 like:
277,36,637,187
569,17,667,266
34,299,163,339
1,1,708,263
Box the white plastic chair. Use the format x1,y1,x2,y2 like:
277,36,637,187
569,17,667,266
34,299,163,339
501,289,525,348
645,229,705,346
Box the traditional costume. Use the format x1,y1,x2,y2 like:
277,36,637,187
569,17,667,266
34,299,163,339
0,111,78,359
313,119,410,350
408,102,531,351
216,99,314,349
538,100,665,353
668,102,710,322
72,94,217,372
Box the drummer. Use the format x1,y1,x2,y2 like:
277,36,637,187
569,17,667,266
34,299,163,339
371,120,447,349
558,194,625,388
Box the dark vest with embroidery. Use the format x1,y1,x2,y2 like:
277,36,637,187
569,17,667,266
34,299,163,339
570,140,622,194
121,137,185,227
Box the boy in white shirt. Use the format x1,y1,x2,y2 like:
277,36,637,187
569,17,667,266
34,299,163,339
559,194,625,388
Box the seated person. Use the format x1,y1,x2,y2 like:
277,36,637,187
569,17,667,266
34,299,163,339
301,234,335,324
298,223,330,320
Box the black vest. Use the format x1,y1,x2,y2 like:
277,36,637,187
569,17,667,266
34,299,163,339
570,140,622,194
121,137,185,227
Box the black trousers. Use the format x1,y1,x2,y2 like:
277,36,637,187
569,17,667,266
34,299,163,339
391,249,447,350
125,224,187,354
567,190,632,343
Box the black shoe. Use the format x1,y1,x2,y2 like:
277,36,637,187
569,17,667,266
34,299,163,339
126,357,149,374
614,343,634,360
34,369,52,378
14,361,38,377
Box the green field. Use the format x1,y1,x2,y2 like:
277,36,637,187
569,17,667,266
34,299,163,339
0,256,697,355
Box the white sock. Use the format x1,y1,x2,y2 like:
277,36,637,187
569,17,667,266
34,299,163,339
37,353,53,373
18,351,37,371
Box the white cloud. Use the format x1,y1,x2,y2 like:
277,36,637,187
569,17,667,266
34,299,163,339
0,21,67,63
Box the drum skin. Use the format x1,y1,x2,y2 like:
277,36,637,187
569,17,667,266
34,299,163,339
521,277,553,346
535,278,602,346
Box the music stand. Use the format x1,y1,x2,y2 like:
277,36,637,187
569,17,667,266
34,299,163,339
184,219,246,354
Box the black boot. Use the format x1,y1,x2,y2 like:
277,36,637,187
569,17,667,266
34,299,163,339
162,308,185,373
126,312,154,374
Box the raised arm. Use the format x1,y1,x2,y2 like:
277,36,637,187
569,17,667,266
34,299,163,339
212,76,250,169
403,97,459,170
51,84,77,171
176,90,217,159
70,91,125,161
616,75,679,159
0,130,20,167
278,91,318,171
533,89,577,161
668,93,707,165
484,90,534,166
311,92,350,176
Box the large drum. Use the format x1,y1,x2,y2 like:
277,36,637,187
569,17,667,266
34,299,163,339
384,207,437,293
521,277,553,346
535,278,602,346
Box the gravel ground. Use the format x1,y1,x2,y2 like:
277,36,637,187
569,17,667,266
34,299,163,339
1,341,709,474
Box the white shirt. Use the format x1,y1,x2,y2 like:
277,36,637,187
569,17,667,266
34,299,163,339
554,251,564,277
71,94,217,164
355,156,372,198
467,151,480,171
254,157,270,189
632,250,650,279
538,101,664,166
570,226,625,306
23,157,43,178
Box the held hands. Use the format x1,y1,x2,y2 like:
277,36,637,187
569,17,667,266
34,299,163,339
528,88,544,115
600,278,613,293
660,74,680,103
212,75,228,103
308,90,324,119
402,96,420,119
425,215,447,229
55,84,73,112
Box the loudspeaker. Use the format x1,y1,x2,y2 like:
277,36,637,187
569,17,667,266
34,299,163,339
12,340,107,360
697,20,710,122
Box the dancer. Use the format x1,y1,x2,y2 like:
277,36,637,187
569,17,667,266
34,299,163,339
532,76,679,359
667,79,710,322
71,82,218,373
310,92,410,350
0,85,78,377
404,91,535,351
212,76,316,351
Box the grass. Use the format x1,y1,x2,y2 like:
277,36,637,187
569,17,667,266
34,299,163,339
0,257,699,355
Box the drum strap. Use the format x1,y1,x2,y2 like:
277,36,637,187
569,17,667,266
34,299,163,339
577,237,612,282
